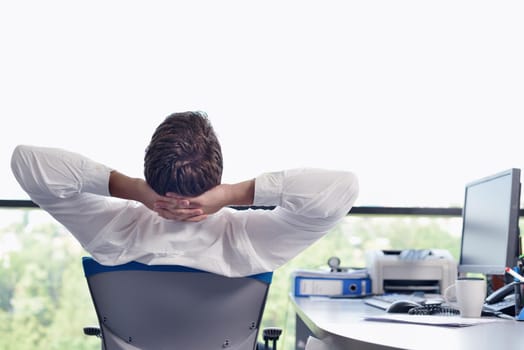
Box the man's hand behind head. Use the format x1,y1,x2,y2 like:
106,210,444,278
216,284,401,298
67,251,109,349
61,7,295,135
153,195,208,222
153,180,255,222
153,184,228,222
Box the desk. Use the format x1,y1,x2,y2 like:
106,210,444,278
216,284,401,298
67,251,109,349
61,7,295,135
290,295,524,350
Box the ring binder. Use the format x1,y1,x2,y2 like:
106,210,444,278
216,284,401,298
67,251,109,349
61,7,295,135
292,269,372,297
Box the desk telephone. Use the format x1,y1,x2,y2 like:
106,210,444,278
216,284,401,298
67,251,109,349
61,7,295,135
483,281,517,315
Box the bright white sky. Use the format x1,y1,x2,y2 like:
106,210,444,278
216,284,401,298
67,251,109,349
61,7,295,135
1,0,523,207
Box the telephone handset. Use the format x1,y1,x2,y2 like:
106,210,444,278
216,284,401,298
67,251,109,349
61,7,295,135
483,282,516,315
485,282,516,304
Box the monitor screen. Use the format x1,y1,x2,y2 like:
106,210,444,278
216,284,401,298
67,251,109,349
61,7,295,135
458,168,521,276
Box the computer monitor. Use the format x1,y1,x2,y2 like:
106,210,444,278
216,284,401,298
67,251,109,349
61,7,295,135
458,168,521,276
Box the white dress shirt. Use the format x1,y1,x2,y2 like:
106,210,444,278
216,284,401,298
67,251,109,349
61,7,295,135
11,145,359,277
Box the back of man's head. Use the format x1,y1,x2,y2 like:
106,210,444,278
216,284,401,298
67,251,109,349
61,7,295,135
144,111,223,196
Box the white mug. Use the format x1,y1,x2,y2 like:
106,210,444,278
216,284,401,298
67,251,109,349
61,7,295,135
444,277,486,318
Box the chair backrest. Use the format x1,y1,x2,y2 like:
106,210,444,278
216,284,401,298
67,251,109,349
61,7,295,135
82,257,273,350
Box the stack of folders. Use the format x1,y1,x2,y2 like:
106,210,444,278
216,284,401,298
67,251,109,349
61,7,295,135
292,268,372,297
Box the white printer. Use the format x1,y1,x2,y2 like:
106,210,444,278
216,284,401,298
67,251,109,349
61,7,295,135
366,249,457,295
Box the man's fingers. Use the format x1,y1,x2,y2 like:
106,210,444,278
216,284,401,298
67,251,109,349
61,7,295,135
154,208,204,221
184,214,209,222
154,198,199,210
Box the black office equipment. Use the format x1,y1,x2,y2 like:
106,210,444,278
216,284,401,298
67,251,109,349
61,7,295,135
458,168,521,276
364,293,428,310
457,169,522,315
408,304,460,316
483,294,516,315
385,300,423,313
81,257,280,350
367,295,459,315
484,281,517,304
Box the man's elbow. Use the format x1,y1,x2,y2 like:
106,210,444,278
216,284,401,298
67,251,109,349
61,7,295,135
11,145,29,184
346,172,359,206
11,145,40,197
334,172,359,218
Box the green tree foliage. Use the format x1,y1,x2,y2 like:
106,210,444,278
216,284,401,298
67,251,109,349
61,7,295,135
0,210,99,350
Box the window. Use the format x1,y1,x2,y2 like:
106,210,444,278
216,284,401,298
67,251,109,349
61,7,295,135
2,1,523,207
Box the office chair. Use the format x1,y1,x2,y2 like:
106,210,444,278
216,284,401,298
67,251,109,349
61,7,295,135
81,257,281,350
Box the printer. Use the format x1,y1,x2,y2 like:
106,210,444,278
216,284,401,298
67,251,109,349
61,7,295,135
366,249,457,295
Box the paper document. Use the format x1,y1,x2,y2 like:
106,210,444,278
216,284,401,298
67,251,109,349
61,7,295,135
364,314,504,327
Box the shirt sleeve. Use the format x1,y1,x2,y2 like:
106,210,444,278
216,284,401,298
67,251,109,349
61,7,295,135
10,145,125,248
245,168,359,270
11,145,112,200
254,168,359,220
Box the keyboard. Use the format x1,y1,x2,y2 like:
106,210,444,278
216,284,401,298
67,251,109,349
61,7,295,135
364,293,432,310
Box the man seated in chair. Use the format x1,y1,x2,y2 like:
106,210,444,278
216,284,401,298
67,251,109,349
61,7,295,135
11,111,359,277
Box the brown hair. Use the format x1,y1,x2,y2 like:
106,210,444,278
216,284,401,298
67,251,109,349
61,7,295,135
144,111,223,196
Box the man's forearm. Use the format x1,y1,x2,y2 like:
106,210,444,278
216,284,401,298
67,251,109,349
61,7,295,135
109,171,156,209
226,179,255,206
